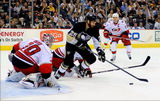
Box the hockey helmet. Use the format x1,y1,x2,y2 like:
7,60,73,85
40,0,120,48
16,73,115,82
42,34,54,47
112,13,119,18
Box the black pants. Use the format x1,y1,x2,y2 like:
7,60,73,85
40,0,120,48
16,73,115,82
12,55,32,69
63,42,96,66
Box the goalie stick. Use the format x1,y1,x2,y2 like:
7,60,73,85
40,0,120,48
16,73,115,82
90,50,149,82
92,56,151,74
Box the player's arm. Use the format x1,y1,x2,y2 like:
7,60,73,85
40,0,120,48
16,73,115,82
11,42,20,53
8,42,20,62
121,30,130,36
92,27,106,62
120,21,130,37
67,23,84,44
103,29,112,48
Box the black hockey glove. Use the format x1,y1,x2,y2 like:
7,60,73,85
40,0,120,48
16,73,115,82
96,47,106,62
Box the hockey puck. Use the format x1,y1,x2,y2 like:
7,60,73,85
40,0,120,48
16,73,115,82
129,83,134,85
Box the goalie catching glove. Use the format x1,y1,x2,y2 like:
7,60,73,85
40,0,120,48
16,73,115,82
96,47,106,62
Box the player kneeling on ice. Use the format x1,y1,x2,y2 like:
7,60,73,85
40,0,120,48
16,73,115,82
52,46,91,78
54,16,106,79
103,13,132,61
6,34,60,89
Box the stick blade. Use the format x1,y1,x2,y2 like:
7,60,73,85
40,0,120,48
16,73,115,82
142,56,151,66
139,78,149,82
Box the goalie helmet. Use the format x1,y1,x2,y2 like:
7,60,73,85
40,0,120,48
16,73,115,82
42,34,54,48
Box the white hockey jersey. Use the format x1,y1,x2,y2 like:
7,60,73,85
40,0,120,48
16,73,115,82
104,20,128,36
14,38,52,66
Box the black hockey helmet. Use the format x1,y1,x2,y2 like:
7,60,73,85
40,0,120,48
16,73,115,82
85,16,96,22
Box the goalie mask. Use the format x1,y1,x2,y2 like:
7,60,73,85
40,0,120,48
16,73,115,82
42,34,54,48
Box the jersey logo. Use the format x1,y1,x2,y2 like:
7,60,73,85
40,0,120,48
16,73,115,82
112,28,120,32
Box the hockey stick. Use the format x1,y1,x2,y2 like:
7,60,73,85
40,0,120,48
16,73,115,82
91,51,149,82
92,56,151,74
110,35,152,42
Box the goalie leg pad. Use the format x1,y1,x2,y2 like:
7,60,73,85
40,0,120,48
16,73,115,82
19,73,45,89
6,69,25,82
44,72,60,87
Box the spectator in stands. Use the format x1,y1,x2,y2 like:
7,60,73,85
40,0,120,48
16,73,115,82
0,0,159,29
56,14,64,28
132,22,138,29
0,10,6,19
48,3,56,16
40,1,48,14
62,17,72,28
53,12,58,24
146,19,154,29
13,1,22,17
154,18,160,29
72,12,79,24
38,23,43,29
138,22,145,29
48,17,56,28
64,21,72,29
107,9,114,18
0,19,6,28
4,15,9,24
23,2,28,9
33,17,40,28
60,1,68,13
10,20,18,28
24,11,32,28
120,1,128,12
42,17,48,28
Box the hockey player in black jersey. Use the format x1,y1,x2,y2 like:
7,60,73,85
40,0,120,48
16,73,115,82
55,16,106,79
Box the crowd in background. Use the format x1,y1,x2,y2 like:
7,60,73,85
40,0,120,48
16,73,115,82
0,0,160,29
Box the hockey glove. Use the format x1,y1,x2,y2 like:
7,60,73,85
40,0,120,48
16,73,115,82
97,47,106,62
84,68,92,78
75,65,92,78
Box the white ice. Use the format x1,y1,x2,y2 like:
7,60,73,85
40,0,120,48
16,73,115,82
1,48,160,100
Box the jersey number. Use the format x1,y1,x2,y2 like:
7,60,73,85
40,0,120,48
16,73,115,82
24,44,41,56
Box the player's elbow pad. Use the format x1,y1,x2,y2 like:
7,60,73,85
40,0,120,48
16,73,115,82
76,32,87,41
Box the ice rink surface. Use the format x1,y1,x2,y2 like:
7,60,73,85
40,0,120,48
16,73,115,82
1,48,160,100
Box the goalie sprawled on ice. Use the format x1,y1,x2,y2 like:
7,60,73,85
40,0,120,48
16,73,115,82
6,34,60,89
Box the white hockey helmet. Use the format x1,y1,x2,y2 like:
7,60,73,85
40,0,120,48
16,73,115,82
42,34,54,47
112,13,119,18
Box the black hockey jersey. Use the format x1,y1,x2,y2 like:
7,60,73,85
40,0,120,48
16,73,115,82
67,22,101,49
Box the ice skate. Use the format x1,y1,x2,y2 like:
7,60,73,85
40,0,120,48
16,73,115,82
110,55,116,61
127,53,132,59
54,70,65,79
